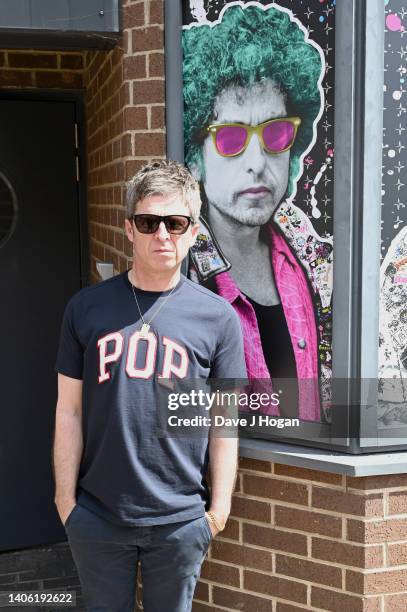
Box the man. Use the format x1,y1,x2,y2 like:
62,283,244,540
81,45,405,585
53,160,246,612
183,4,330,421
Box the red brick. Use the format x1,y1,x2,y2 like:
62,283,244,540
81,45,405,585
211,540,273,572
60,54,84,70
276,554,342,588
151,105,165,129
276,604,305,612
8,52,57,69
0,52,5,67
0,70,32,86
35,71,82,88
239,457,272,472
213,586,273,611
385,593,407,611
346,568,407,594
123,55,146,79
134,133,165,156
191,603,225,612
389,491,407,514
244,570,307,604
311,587,380,612
312,486,383,517
133,79,164,104
347,517,407,543
149,52,164,78
346,474,407,490
275,505,342,537
124,106,148,130
388,542,407,565
274,463,343,485
221,517,239,541
132,26,163,53
231,495,271,523
149,0,164,24
126,159,146,180
193,580,209,602
121,134,132,156
123,2,145,28
243,474,308,505
200,560,239,587
243,523,307,555
312,537,383,568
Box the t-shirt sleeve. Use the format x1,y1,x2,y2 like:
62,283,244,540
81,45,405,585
55,297,84,380
210,305,247,380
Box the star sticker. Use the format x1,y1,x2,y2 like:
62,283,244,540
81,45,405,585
323,6,334,17
395,198,406,210
322,195,331,207
324,43,333,56
397,46,407,60
323,82,332,95
324,22,333,36
400,7,407,19
323,137,332,148
304,7,314,20
396,140,406,153
323,211,332,222
396,178,405,191
306,25,314,36
395,123,406,136
324,100,332,113
322,119,332,132
394,160,405,173
397,103,406,117
323,175,332,187
325,62,332,74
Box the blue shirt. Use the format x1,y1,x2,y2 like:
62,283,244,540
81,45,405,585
55,272,246,526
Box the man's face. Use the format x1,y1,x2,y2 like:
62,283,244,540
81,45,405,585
199,79,290,226
124,193,199,274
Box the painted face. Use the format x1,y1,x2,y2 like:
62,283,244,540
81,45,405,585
124,194,198,274
200,79,290,226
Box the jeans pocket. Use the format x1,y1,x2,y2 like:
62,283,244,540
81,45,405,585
202,515,213,544
64,504,78,529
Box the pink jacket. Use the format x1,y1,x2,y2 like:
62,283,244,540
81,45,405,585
189,222,321,421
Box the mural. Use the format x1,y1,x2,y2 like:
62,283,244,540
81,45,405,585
182,1,336,423
378,0,407,429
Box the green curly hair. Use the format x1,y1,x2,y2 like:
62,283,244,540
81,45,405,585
182,4,323,196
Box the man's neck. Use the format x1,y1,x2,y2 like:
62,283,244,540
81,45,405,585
128,267,181,292
207,206,264,260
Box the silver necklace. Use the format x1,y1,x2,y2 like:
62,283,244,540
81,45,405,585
129,271,178,338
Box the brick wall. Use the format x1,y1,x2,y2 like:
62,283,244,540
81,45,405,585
191,459,407,612
85,0,166,284
0,50,84,88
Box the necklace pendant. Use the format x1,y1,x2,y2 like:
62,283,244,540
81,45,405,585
140,323,150,338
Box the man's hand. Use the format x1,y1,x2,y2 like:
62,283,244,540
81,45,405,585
55,497,77,526
205,509,229,538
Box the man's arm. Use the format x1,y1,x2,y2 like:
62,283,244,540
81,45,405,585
53,373,83,525
207,432,238,535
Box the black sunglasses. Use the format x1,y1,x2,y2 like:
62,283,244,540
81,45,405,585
132,214,193,235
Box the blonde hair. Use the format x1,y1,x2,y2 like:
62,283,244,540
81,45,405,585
126,159,202,222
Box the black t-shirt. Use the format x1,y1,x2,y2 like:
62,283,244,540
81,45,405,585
55,272,247,526
246,298,299,418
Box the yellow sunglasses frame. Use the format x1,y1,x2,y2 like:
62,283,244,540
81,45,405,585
206,116,301,157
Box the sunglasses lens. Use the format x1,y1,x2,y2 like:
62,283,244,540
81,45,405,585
165,216,190,234
263,120,296,153
134,215,159,233
215,126,247,156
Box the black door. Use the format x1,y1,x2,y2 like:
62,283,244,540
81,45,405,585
0,98,84,551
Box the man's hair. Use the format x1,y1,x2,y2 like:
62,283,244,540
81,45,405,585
126,159,202,222
183,4,323,195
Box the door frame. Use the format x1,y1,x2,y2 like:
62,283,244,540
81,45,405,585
0,89,89,287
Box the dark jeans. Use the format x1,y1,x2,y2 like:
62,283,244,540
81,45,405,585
64,504,212,612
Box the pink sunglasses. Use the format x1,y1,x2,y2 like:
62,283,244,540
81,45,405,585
206,117,301,157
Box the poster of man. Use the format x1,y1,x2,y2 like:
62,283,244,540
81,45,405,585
182,1,335,423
